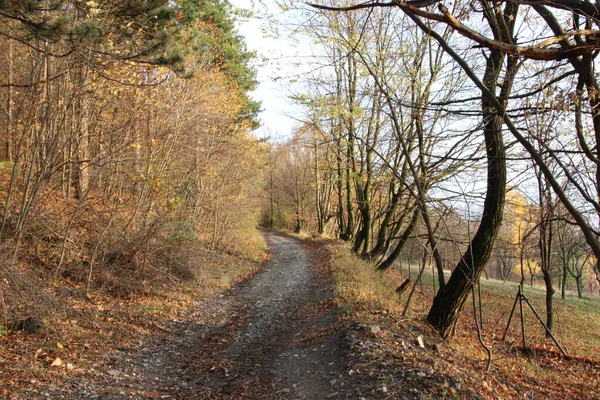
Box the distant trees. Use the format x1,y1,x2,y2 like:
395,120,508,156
556,217,592,299
268,6,470,282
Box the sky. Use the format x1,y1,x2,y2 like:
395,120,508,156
229,1,312,141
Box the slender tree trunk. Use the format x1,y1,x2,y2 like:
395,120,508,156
376,207,419,271
562,263,567,299
365,182,401,259
314,139,324,234
295,176,302,233
344,141,354,240
419,198,446,290
535,162,555,334
6,40,13,162
542,270,554,333
76,94,90,199
270,161,274,229
335,127,346,239
352,182,370,254
343,53,357,241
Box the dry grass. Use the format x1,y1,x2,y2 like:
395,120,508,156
0,235,265,398
0,186,267,397
325,239,600,399
329,243,405,316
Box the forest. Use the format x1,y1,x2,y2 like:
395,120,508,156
267,0,600,338
0,0,266,327
0,0,600,398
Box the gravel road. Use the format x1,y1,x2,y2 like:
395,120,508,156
42,232,354,399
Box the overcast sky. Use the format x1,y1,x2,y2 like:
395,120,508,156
229,1,312,141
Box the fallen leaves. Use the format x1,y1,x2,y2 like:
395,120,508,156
326,238,600,399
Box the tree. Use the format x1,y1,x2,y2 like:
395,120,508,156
0,0,265,313
309,0,600,339
425,1,518,338
269,140,313,233
176,0,260,125
295,4,471,282
556,217,591,298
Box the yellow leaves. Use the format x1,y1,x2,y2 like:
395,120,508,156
513,259,541,276
84,0,101,15
504,189,534,245
51,357,74,370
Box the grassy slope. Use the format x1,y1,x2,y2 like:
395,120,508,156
325,238,600,399
0,237,267,398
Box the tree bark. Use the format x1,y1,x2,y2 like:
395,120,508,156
562,262,568,299
376,206,419,271
535,160,555,334
6,40,13,162
542,269,554,334
426,20,515,337
365,182,401,259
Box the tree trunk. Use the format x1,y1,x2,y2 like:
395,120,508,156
343,53,357,241
529,267,534,287
376,207,419,271
335,129,346,239
352,194,370,254
596,266,600,297
536,164,554,334
420,199,446,290
426,42,513,338
561,263,567,299
542,269,554,336
6,40,13,162
75,52,91,200
76,98,90,199
365,182,401,259
314,139,324,234
270,160,274,229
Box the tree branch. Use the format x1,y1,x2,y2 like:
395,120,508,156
309,1,600,60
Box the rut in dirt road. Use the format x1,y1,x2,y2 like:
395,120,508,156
187,232,352,399
44,232,355,399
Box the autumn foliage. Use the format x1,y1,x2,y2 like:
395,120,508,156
0,2,265,326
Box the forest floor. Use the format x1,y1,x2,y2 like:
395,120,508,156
1,232,373,399
2,232,600,399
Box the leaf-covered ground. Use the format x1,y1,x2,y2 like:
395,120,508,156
0,245,262,399
2,234,599,399
2,233,362,399
325,238,600,399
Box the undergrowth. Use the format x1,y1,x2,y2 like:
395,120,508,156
0,212,266,398
328,243,404,316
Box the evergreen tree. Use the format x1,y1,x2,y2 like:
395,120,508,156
176,0,261,126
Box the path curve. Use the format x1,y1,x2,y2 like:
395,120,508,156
46,232,354,399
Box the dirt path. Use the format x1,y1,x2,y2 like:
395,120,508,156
43,232,356,399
